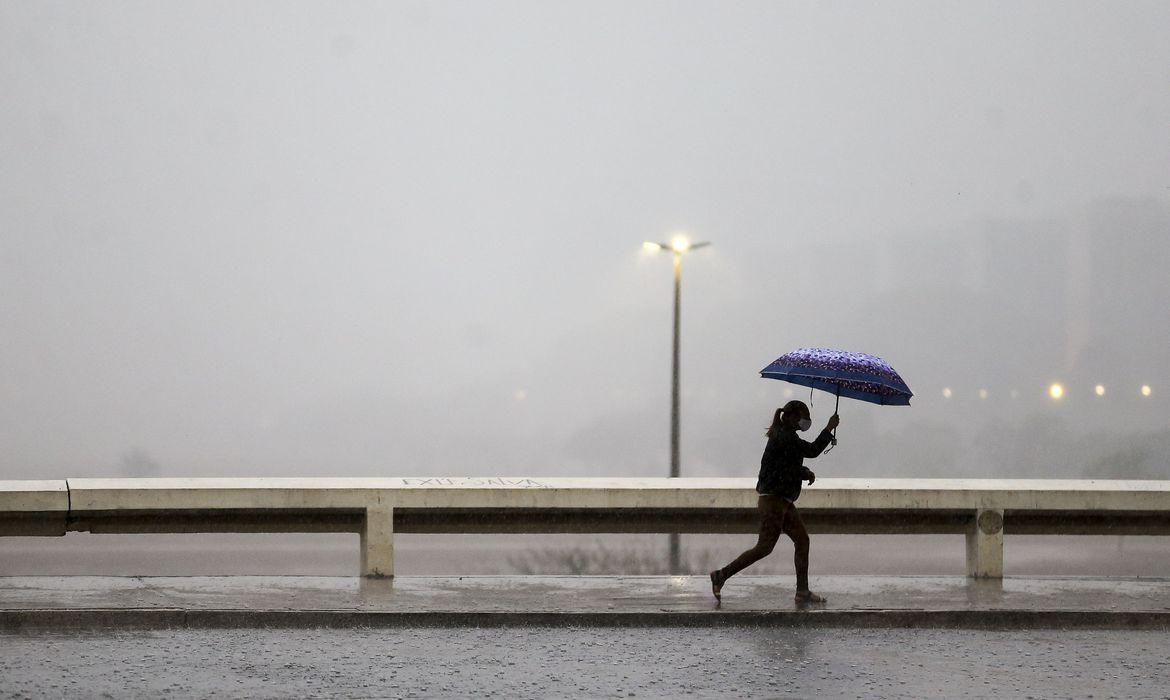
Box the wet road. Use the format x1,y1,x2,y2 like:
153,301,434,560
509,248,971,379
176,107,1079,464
5,532,1170,577
2,627,1167,698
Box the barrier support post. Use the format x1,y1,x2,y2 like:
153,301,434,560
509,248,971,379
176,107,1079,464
361,506,394,578
966,508,1004,578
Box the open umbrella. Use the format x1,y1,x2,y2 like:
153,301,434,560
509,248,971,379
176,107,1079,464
760,347,913,446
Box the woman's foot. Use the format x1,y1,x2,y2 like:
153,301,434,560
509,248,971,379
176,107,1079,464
709,570,725,601
794,590,826,605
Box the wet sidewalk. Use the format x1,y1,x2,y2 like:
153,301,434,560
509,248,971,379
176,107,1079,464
2,575,1169,630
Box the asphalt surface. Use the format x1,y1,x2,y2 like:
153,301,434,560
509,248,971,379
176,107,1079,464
2,626,1169,698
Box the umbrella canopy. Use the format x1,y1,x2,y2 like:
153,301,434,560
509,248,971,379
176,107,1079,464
760,347,913,406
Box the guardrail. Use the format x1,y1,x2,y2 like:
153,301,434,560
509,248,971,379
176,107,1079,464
3,477,1169,578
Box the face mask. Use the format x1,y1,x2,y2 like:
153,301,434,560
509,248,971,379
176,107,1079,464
797,418,813,432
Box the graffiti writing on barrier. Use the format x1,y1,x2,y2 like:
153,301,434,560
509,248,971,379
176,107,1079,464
399,477,550,488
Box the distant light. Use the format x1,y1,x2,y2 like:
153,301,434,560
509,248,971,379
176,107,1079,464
1010,389,1019,399
513,389,527,401
1141,384,1152,397
1095,384,1106,397
942,387,952,399
643,241,663,252
1049,383,1064,400
670,235,691,253
978,389,988,400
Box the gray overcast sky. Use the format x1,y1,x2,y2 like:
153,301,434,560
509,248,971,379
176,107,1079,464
2,1,1168,480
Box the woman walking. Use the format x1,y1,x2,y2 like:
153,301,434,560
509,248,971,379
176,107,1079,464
709,400,838,604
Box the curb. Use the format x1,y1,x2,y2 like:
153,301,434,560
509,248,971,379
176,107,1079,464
3,608,1169,631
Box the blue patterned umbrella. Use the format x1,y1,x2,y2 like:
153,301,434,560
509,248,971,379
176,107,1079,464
760,347,913,407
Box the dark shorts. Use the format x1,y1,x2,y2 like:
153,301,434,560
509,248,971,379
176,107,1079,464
757,493,794,539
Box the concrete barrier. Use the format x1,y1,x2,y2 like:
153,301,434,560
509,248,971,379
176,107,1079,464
0,480,68,536
3,477,1169,578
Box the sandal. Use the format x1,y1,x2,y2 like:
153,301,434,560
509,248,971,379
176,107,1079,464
709,570,724,601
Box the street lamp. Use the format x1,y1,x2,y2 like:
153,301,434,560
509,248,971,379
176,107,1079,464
644,234,710,573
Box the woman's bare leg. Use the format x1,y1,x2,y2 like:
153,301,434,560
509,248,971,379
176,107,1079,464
710,496,785,599
784,506,825,603
783,505,810,590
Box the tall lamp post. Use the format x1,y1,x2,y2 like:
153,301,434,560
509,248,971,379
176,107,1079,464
643,235,710,574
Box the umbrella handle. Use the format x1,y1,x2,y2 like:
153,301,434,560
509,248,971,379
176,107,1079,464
831,389,840,446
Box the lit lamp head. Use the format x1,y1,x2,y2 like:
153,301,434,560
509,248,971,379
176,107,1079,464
642,235,710,256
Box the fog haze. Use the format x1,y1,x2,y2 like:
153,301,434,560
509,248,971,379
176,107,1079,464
2,1,1168,481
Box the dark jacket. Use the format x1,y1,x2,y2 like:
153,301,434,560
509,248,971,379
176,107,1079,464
756,426,834,501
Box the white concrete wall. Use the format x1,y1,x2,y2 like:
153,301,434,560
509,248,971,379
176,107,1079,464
0,481,69,512
5,478,1170,578
62,477,1170,512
